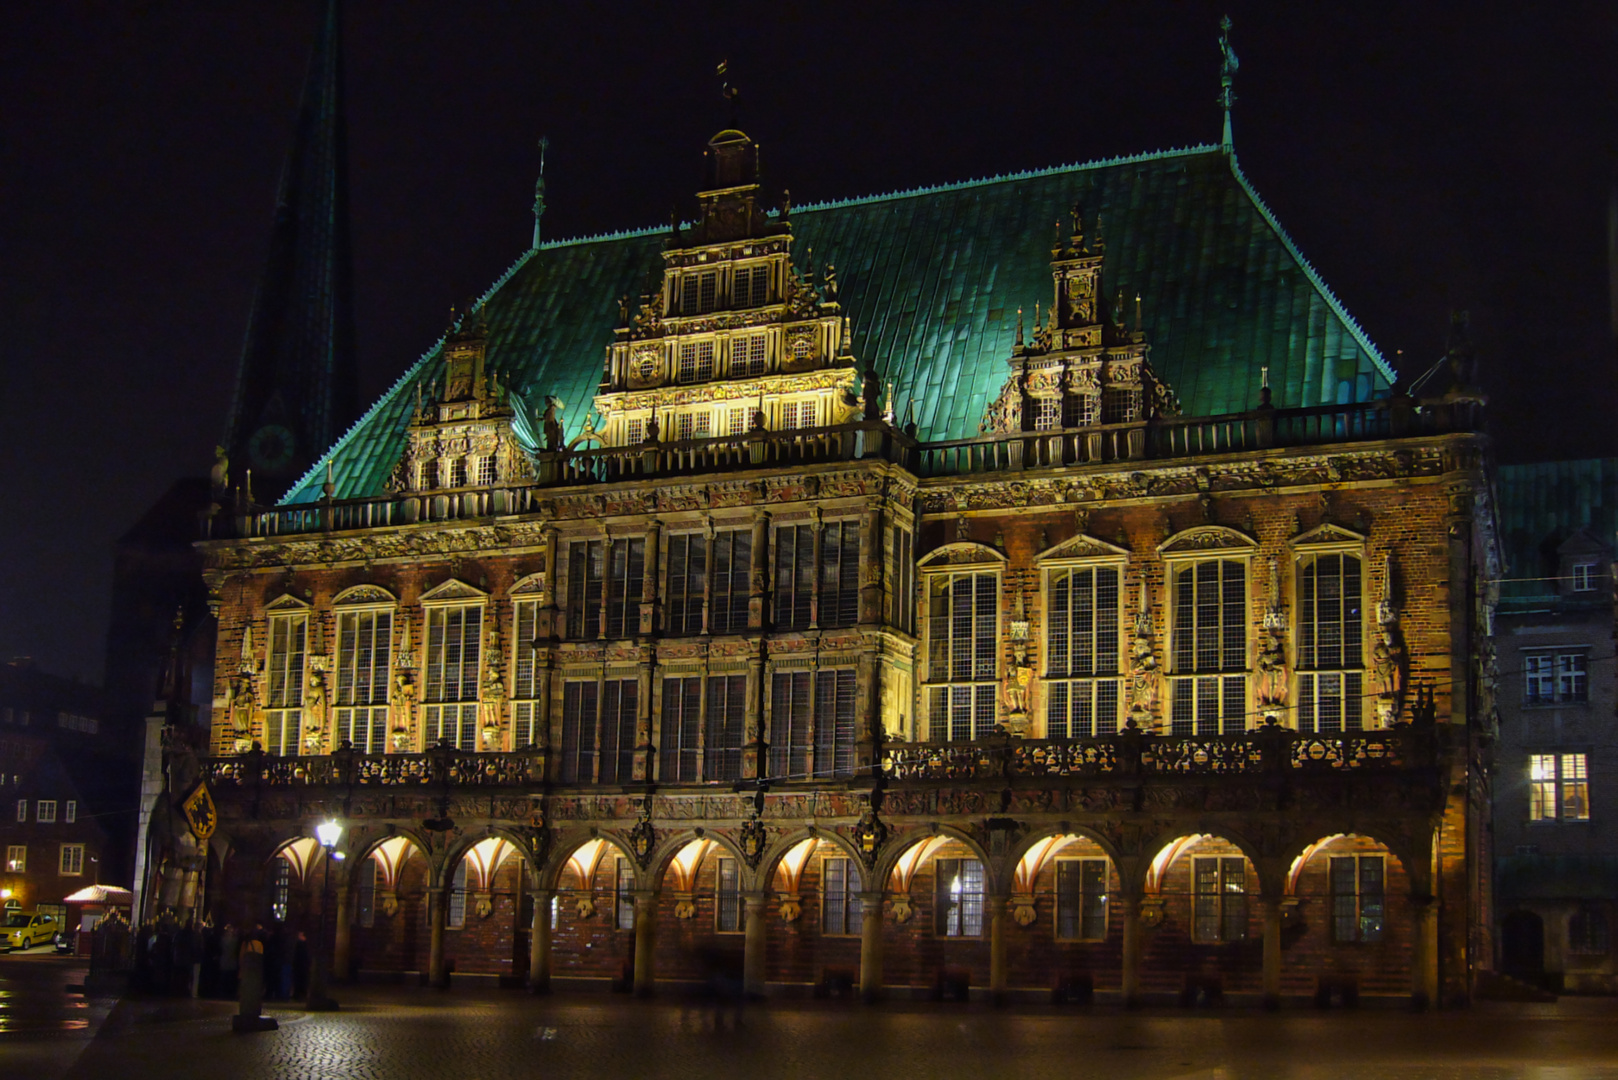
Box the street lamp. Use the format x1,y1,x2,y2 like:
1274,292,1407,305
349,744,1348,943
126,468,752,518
306,819,342,1011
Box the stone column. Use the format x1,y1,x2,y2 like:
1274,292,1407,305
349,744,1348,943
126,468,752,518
742,891,768,998
749,512,770,631
858,890,884,1002
632,890,658,997
1120,894,1143,1008
529,888,554,993
332,882,352,984
988,892,1008,1006
634,653,655,783
641,519,662,636
743,652,764,780
1261,894,1283,1010
427,885,449,988
539,525,561,638
1411,894,1438,1009
858,507,883,626
809,512,824,629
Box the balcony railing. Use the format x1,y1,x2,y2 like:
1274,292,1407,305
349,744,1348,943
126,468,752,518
211,397,1481,541
881,725,1428,782
199,724,1432,793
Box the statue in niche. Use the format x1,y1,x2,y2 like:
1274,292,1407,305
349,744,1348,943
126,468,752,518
1255,556,1287,724
225,671,257,737
1127,583,1159,730
1373,552,1406,724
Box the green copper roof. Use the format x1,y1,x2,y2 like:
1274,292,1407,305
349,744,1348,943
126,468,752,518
1495,458,1618,605
286,145,1393,503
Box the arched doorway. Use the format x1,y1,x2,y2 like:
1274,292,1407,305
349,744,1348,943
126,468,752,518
1501,909,1545,984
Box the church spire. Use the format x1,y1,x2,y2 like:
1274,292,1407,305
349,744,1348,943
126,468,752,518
531,136,549,250
1217,15,1239,154
223,0,357,503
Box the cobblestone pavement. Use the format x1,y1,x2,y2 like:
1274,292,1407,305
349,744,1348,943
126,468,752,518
10,975,1618,1080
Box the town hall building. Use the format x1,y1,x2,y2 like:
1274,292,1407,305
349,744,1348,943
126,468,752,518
143,12,1499,1010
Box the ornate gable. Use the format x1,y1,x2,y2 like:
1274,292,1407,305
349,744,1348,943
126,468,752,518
264,593,311,612
1289,523,1367,550
333,584,397,606
1033,533,1131,563
508,573,546,596
419,579,489,604
1157,525,1257,556
917,541,1007,569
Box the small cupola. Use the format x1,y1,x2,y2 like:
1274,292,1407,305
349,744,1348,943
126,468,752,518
702,129,759,192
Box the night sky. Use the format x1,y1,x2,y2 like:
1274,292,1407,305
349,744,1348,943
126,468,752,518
2,1,1614,682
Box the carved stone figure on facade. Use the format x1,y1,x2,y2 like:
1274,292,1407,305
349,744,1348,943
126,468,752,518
1255,556,1288,724
225,671,257,738
303,657,329,750
1127,582,1159,730
210,445,230,497
1373,551,1406,725
540,396,564,451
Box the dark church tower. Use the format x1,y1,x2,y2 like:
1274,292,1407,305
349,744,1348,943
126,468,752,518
222,0,358,502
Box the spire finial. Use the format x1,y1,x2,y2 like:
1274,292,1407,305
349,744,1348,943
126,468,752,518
1218,15,1239,154
531,135,549,249
717,60,740,126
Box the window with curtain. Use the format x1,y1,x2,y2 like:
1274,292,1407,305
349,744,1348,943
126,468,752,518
935,858,985,937
1045,566,1121,738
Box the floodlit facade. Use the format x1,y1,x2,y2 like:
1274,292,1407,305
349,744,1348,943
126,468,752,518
148,121,1498,1007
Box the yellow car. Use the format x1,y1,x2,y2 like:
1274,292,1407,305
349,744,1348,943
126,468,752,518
2,911,58,950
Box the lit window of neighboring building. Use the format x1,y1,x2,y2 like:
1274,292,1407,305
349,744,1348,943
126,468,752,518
1330,855,1385,942
36,800,56,824
935,858,985,937
1169,559,1248,736
1530,753,1590,822
14,800,23,823
5,846,24,872
58,844,84,877
1045,565,1122,738
1193,856,1248,942
64,801,76,824
1572,562,1598,593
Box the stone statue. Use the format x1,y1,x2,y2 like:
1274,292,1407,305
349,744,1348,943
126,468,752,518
226,672,256,737
210,446,229,497
541,396,564,451
303,659,328,747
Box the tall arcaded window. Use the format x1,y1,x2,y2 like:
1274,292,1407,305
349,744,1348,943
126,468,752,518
926,572,999,741
769,671,810,780
1169,560,1247,736
715,856,741,932
658,676,702,783
1297,554,1364,732
711,530,752,633
335,607,392,753
822,857,863,935
773,525,815,630
1055,858,1109,940
557,676,638,784
512,598,543,747
559,681,599,784
264,611,308,756
935,858,985,937
1045,566,1121,738
598,679,639,785
1329,855,1384,942
665,533,707,636
818,521,860,629
568,538,645,640
423,604,481,750
703,674,747,782
814,669,857,779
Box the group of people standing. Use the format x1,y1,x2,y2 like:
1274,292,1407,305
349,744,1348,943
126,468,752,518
127,914,312,1001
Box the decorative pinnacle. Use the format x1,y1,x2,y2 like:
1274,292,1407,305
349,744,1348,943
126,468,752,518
532,136,549,249
1217,15,1239,152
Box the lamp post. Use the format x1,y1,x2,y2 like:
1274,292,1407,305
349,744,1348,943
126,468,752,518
306,819,342,1011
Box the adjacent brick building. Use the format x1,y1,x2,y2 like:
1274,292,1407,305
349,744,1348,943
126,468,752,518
143,103,1499,1007
1493,459,1618,993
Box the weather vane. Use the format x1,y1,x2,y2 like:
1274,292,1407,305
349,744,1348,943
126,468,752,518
717,60,740,125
